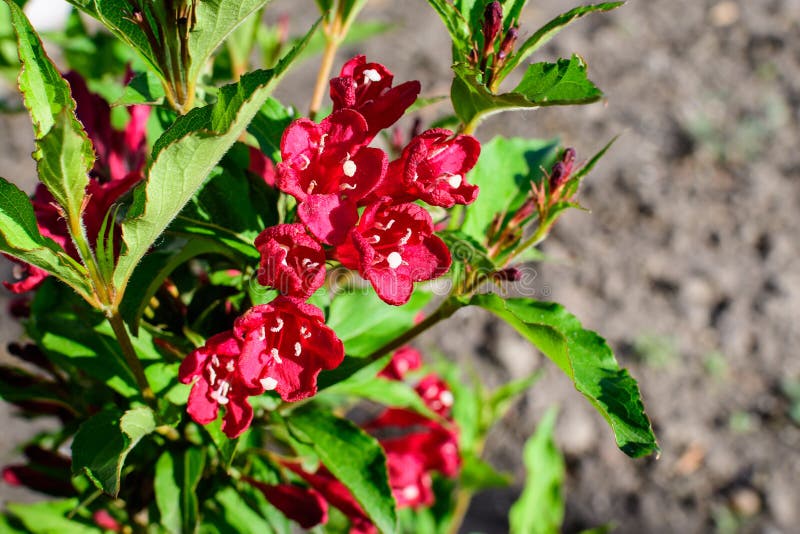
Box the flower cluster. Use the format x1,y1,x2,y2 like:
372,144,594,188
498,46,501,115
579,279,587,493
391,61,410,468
254,347,460,532
255,55,482,306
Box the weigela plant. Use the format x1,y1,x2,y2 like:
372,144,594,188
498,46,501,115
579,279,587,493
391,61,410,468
0,1,657,532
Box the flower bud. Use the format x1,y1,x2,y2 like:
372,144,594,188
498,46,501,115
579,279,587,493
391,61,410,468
492,267,522,282
497,26,519,60
482,2,503,56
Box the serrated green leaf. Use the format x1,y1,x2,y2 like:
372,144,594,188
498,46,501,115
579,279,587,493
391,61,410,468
113,25,316,296
497,2,625,83
0,178,92,298
327,288,432,357
425,0,473,60
473,294,659,457
452,55,603,130
6,499,102,534
71,406,156,496
460,136,559,242
288,408,396,534
7,1,94,221
509,407,564,534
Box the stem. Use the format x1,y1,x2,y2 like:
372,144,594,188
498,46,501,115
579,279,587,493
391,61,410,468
447,488,474,534
365,297,461,361
308,15,342,120
108,310,155,402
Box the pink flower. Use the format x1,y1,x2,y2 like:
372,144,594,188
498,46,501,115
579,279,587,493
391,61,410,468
234,298,344,402
92,510,121,532
330,55,421,141
178,332,258,439
246,478,328,529
255,224,326,299
379,346,422,380
414,374,455,418
372,129,480,208
277,110,387,245
334,199,451,305
248,145,276,187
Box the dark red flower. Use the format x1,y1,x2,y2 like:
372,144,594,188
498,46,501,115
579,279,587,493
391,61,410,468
334,199,451,305
372,129,480,208
246,479,328,529
330,55,421,141
414,374,455,418
379,346,422,381
178,332,258,439
284,463,376,534
255,224,326,299
234,297,344,402
276,110,387,245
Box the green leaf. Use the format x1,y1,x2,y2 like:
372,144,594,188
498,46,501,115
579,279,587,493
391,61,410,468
248,97,296,161
460,452,513,491
424,0,473,59
452,55,603,130
0,177,92,298
327,377,438,419
156,448,206,533
114,69,165,106
327,289,432,357
509,407,565,534
497,2,625,83
6,499,102,534
204,416,241,468
288,408,396,534
7,1,94,221
460,136,559,242
473,294,659,457
488,369,544,421
71,406,156,496
113,24,316,294
206,486,286,534
513,55,603,106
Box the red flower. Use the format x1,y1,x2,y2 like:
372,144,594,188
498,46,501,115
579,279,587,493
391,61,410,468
334,199,451,305
178,332,258,439
255,224,326,299
415,374,455,418
284,463,376,534
234,298,344,402
372,129,480,208
92,510,121,532
248,145,276,187
330,55,421,141
277,110,387,245
379,346,422,381
246,478,328,529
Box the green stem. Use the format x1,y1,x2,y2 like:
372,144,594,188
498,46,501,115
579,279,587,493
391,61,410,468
365,297,462,362
108,310,155,402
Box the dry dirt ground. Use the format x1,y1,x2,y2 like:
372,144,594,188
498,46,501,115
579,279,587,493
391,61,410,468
2,0,799,532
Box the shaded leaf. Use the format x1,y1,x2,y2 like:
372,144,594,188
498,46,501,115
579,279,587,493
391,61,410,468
6,499,101,534
288,407,396,534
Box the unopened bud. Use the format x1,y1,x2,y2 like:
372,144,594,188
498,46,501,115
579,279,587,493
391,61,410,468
482,2,503,56
561,147,576,174
493,267,522,282
497,26,519,60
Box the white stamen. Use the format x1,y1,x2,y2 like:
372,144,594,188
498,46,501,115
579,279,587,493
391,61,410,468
440,390,454,407
402,485,420,501
318,133,328,154
226,360,235,372
294,342,302,357
340,182,357,191
297,154,311,170
301,258,320,268
211,355,220,367
210,380,230,405
387,252,403,269
384,219,396,230
208,366,217,386
411,172,419,182
447,174,462,188
260,377,278,391
399,228,412,245
300,326,311,339
256,327,266,341
369,235,381,244
363,68,382,83
307,179,318,194
270,348,283,364
270,318,284,333
343,158,357,177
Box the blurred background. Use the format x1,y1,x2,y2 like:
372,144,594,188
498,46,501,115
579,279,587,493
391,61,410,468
2,0,798,532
